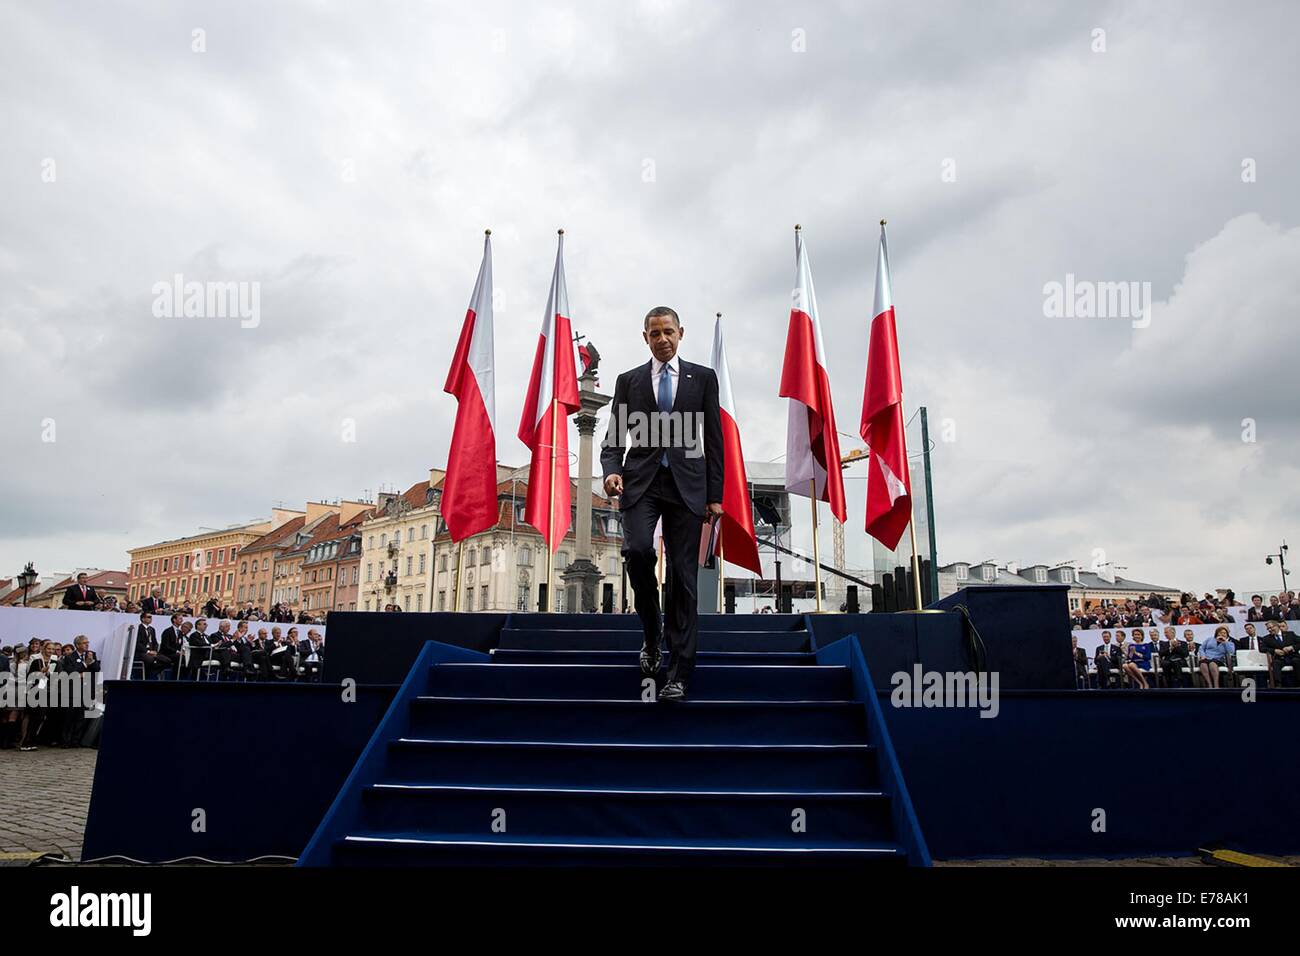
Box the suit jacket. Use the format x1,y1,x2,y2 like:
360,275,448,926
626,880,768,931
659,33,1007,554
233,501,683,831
62,584,99,610
600,358,723,516
298,639,324,661
133,625,158,658
141,597,168,615
160,626,187,658
57,651,100,675
1158,640,1188,665
1260,632,1300,657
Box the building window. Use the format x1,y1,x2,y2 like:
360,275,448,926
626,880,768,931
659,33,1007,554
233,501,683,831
226,572,234,589
481,547,491,566
517,584,529,611
407,528,414,542
416,593,423,612
380,534,387,547
1060,569,1073,584
368,536,374,549
465,588,474,611
481,585,488,608
981,565,995,582
1034,568,1048,583
406,556,413,576
364,600,371,612
518,547,531,566
419,554,426,574
556,552,569,571
955,565,968,582
238,586,245,601
467,548,477,567
366,563,373,582
421,524,428,539
439,554,447,571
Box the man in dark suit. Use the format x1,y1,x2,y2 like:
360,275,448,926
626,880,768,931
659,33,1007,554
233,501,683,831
133,612,172,678
159,613,187,670
61,573,99,610
56,636,100,746
298,628,325,682
1260,620,1300,688
601,306,723,702
1157,626,1189,687
141,588,169,615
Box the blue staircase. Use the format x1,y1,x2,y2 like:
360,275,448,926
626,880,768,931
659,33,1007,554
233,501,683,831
299,614,929,866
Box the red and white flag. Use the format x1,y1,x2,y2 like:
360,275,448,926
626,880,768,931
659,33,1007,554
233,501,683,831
779,226,847,522
442,231,499,542
710,314,763,575
517,231,580,551
860,221,912,550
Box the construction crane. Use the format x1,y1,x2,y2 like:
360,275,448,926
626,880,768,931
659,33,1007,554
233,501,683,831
831,447,870,596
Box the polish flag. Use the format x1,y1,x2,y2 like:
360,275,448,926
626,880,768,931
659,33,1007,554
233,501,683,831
779,226,847,522
860,221,912,550
442,231,499,542
710,313,763,575
517,231,580,551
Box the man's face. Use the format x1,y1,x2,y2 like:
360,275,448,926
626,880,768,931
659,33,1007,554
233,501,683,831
643,314,682,363
77,574,87,586
1184,629,1194,640
1253,596,1263,607
141,614,152,626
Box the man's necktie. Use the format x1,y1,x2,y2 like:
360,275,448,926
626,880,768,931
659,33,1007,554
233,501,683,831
657,364,673,466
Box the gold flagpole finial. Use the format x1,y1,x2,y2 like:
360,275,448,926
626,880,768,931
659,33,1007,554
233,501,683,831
794,223,801,231
485,228,492,236
880,219,887,226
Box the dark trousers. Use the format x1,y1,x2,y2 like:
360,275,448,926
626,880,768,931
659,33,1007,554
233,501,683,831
622,466,704,687
1272,655,1300,687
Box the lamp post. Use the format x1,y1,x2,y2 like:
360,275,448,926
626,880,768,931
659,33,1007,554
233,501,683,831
1263,541,1284,595
18,562,38,606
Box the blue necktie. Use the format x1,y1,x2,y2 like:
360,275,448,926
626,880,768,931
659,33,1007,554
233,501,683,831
657,363,673,466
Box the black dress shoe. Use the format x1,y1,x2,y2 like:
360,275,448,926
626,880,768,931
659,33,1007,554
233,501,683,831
639,641,663,677
657,680,686,702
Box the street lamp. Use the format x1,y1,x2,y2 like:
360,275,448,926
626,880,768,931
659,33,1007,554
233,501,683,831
1263,541,1284,595
17,562,38,606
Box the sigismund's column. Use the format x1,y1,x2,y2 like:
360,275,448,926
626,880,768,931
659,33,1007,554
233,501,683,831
562,364,612,612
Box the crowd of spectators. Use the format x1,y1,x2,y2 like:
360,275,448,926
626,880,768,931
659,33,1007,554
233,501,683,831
0,635,100,751
132,612,326,684
1068,587,1300,691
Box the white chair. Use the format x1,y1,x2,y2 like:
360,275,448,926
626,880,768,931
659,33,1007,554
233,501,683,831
1234,649,1270,687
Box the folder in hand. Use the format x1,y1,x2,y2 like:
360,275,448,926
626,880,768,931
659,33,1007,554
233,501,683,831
699,514,721,569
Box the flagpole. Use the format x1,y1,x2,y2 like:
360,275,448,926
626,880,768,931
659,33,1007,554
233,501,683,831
878,218,926,614
809,478,823,612
546,397,557,613
453,539,465,611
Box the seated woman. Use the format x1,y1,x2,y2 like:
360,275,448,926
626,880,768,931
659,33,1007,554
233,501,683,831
1123,629,1152,689
1198,626,1235,688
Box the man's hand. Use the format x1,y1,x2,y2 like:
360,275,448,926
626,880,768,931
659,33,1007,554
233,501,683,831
604,474,623,497
706,501,723,518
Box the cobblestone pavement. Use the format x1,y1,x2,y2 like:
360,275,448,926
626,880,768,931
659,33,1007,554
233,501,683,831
0,747,96,864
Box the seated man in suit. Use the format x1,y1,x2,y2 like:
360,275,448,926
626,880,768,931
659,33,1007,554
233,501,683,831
210,620,238,678
159,614,188,673
141,588,169,615
298,629,325,682
1093,631,1118,687
1070,635,1088,687
61,572,99,611
1260,620,1300,688
265,627,299,680
132,612,173,678
185,617,215,679
1157,626,1189,687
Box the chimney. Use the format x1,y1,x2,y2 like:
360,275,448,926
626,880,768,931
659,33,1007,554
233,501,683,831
429,466,446,488
271,507,306,529
339,499,371,524
305,501,341,526
376,491,397,510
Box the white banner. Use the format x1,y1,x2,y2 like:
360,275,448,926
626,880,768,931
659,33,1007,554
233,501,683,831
0,606,326,681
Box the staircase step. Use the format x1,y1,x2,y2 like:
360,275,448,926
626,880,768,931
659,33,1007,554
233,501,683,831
407,696,866,744
334,832,906,867
359,784,893,843
490,648,818,666
386,738,881,789
429,663,849,700
498,628,811,653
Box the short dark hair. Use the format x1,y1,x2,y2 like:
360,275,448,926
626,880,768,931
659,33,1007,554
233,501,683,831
644,306,680,330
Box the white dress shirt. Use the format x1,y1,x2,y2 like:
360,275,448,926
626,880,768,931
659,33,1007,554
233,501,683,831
650,355,680,407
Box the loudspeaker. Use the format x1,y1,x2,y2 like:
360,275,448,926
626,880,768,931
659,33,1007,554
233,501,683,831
724,584,736,615
601,583,614,614
537,583,548,613
846,585,859,614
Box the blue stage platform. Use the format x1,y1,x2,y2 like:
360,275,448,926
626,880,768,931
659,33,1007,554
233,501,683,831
79,588,1300,864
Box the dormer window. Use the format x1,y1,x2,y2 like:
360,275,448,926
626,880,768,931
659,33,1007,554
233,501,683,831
981,565,995,582
1034,568,1047,583
955,565,968,582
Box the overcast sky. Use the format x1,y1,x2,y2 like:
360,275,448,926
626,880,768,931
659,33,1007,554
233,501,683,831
2,0,1298,595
